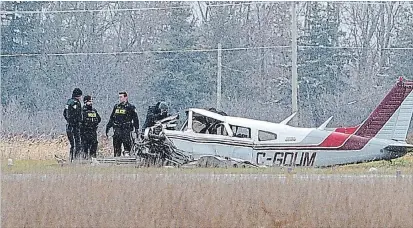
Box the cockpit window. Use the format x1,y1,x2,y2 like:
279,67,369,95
230,125,251,138
192,113,225,135
212,123,228,136
192,119,207,133
258,130,277,141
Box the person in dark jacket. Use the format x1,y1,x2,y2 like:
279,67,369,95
142,101,169,131
106,91,139,157
63,88,83,162
80,95,101,159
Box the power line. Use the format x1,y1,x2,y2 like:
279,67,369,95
0,2,272,15
382,47,413,50
3,45,413,57
298,45,413,50
0,45,291,57
333,1,405,6
0,6,190,15
0,1,397,15
300,46,413,50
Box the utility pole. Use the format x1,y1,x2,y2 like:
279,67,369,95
291,2,298,126
217,43,222,110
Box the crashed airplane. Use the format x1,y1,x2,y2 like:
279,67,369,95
143,78,413,167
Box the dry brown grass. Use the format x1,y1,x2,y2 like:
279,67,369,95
2,133,413,161
2,172,413,228
0,135,113,160
2,135,413,227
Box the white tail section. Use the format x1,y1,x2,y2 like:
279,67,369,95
375,85,413,141
353,79,413,141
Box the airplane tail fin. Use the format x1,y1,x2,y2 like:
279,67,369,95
354,78,413,141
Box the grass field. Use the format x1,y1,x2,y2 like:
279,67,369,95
2,169,413,227
2,136,413,227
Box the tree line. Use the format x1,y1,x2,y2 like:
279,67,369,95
1,1,413,136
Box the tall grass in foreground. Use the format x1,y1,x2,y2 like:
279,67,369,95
2,173,413,228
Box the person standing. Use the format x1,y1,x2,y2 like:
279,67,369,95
80,95,101,159
142,101,169,130
63,88,83,162
106,91,139,157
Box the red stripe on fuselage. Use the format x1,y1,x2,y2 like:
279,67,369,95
319,132,351,147
334,126,358,134
318,131,368,150
255,132,371,151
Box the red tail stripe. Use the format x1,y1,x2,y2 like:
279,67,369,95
339,135,370,150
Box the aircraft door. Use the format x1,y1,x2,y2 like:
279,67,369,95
253,130,279,165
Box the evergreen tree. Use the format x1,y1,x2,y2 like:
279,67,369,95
1,1,45,110
148,2,213,111
298,2,349,125
390,6,413,79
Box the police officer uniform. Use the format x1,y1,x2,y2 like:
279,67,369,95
106,93,139,157
142,101,169,131
63,88,83,161
81,95,101,159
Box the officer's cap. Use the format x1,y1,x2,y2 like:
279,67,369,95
72,88,83,97
119,91,128,97
84,95,92,103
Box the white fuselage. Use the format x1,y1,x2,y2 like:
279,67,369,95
164,129,404,167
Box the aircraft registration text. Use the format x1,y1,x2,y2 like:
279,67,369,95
257,152,317,167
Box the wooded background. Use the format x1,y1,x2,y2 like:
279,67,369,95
1,1,413,136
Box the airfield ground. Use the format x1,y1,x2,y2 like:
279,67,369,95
1,136,413,227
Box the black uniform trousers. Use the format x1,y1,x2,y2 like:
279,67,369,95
66,124,81,161
113,127,133,157
81,130,98,159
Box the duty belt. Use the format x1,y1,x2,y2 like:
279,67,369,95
67,122,80,127
83,125,98,131
113,122,132,127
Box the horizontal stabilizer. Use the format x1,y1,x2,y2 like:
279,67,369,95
384,143,413,155
386,143,413,148
280,112,297,125
318,116,333,130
